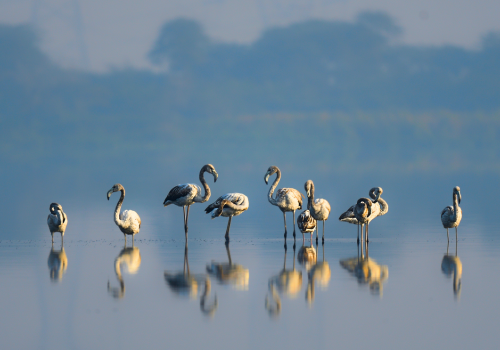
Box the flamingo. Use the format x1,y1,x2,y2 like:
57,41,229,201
305,180,331,244
205,193,249,242
441,186,462,242
107,183,141,243
264,165,303,240
164,164,218,239
47,203,68,243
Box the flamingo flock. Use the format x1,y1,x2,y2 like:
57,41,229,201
47,164,462,245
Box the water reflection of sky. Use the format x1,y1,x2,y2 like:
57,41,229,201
1,214,499,350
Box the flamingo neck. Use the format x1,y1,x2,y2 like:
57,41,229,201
54,210,63,225
308,183,321,213
451,193,460,222
114,189,125,227
268,169,281,205
378,197,389,216
197,168,211,203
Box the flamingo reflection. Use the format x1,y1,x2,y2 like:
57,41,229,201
207,242,249,290
339,242,389,297
306,242,331,305
441,241,462,298
164,243,217,316
297,242,316,271
48,243,68,282
265,245,303,317
108,243,141,299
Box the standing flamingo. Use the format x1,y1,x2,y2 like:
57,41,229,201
205,193,249,242
339,187,388,243
163,164,218,239
297,210,316,244
305,180,331,244
107,184,141,243
47,203,68,244
441,186,462,242
264,166,303,240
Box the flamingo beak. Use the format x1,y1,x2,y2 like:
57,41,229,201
107,189,113,200
213,171,218,183
264,173,270,185
458,192,461,204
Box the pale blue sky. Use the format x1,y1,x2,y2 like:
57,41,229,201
1,0,499,71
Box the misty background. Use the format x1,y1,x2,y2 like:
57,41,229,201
0,1,499,240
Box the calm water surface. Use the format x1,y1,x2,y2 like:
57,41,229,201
1,198,499,350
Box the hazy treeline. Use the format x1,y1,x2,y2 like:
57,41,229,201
1,12,500,181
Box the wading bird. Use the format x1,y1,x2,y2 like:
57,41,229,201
164,164,218,239
107,184,141,243
339,187,388,243
205,193,249,242
264,166,303,240
441,186,462,242
305,180,331,244
297,210,317,244
47,203,68,243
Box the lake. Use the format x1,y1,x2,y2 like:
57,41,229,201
0,173,499,350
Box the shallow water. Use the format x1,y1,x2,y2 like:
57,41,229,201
1,197,500,350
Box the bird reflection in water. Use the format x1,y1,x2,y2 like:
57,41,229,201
306,242,331,306
297,242,316,271
265,244,303,316
339,242,388,297
207,242,249,290
48,243,68,282
108,242,141,299
164,243,217,316
441,241,462,299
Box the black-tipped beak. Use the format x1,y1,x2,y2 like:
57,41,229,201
264,173,270,185
107,190,112,200
213,172,218,183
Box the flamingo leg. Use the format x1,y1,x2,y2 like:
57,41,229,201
455,227,458,242
315,225,319,245
302,232,305,245
366,224,369,243
124,234,127,245
183,206,187,232
185,205,191,234
225,216,233,242
51,233,54,244
283,212,287,239
322,221,325,245
357,224,360,245
447,228,449,242
292,211,296,240
310,231,313,246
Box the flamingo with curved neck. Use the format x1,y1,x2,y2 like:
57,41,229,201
107,183,141,243
340,187,388,243
264,165,303,240
305,180,331,244
47,203,68,244
441,186,462,242
205,193,249,242
164,164,218,239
